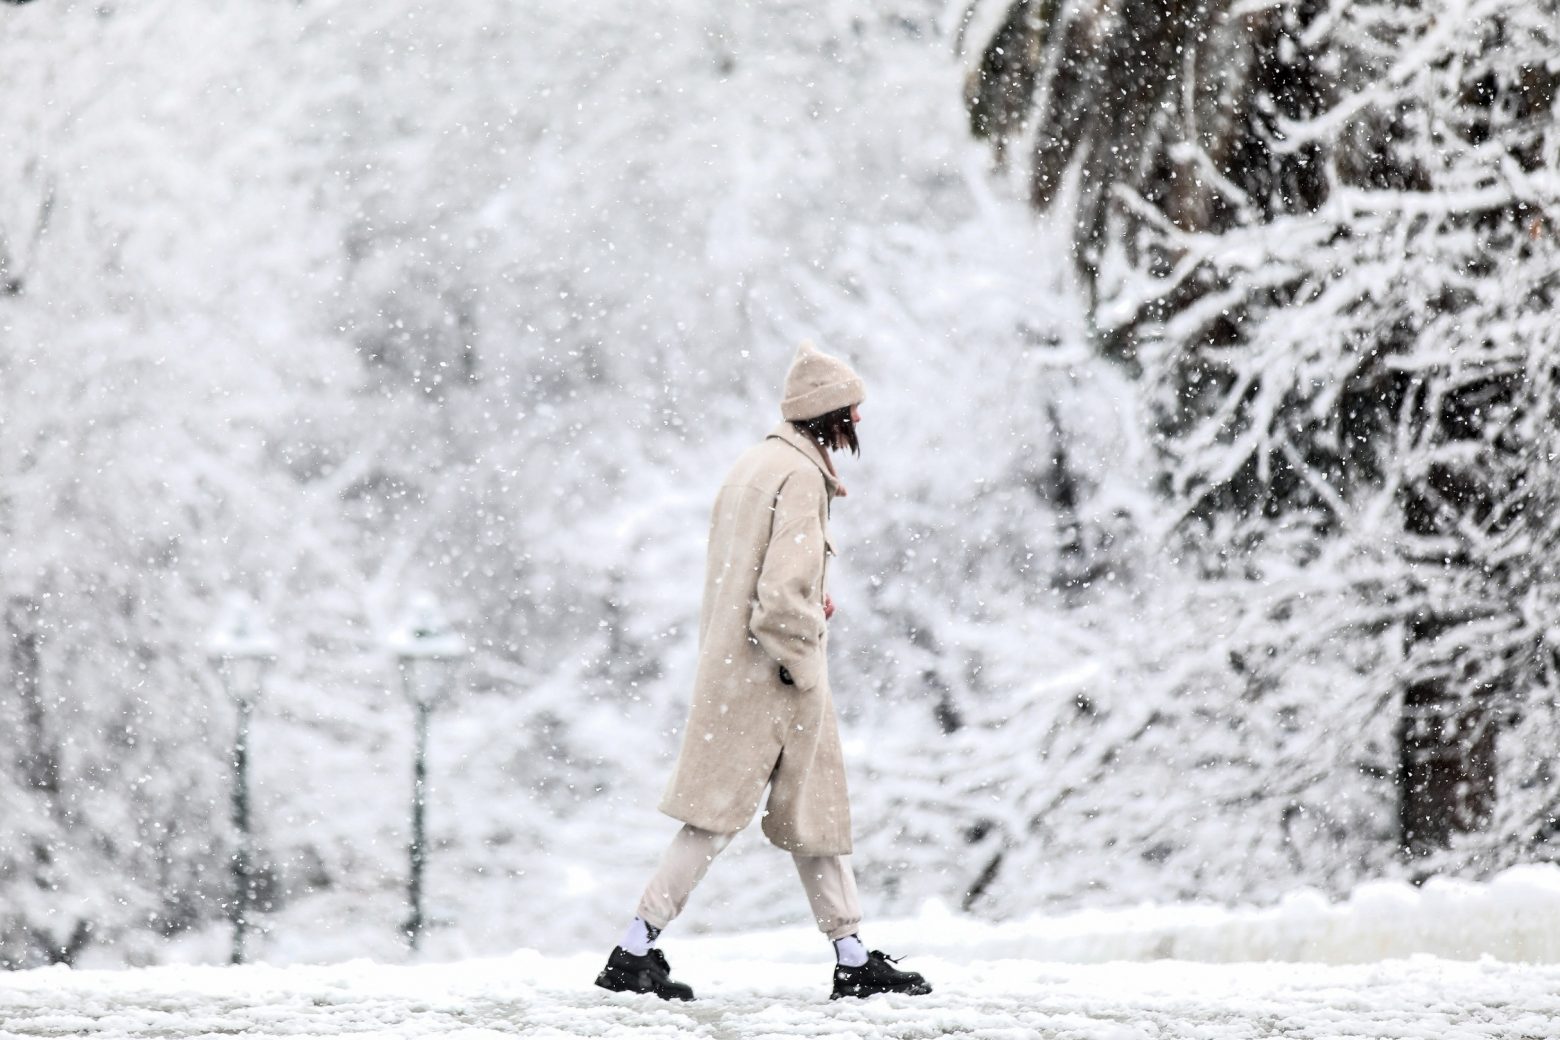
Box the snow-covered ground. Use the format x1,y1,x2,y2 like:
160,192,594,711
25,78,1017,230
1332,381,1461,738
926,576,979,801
17,869,1560,1038
6,941,1559,1039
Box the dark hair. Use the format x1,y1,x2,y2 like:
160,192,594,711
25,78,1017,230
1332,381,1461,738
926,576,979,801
793,405,859,457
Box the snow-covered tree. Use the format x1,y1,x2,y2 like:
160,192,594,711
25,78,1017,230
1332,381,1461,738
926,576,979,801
967,0,1560,875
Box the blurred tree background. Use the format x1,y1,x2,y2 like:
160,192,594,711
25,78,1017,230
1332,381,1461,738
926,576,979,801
1,0,1555,966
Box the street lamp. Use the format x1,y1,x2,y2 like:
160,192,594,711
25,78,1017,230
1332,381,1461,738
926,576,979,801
386,592,466,952
206,593,276,966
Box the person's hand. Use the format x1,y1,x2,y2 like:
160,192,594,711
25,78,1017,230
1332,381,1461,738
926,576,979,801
824,594,835,621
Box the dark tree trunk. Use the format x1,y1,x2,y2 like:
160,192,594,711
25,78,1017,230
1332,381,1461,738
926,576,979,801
6,596,60,795
1396,660,1497,859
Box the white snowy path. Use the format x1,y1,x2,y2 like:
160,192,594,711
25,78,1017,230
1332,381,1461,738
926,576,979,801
22,873,1560,1039
3,952,1559,1039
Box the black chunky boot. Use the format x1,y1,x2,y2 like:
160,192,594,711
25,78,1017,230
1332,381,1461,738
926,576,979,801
594,946,695,1001
830,950,933,999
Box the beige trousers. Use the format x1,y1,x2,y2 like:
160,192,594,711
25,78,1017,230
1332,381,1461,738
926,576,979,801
636,823,862,941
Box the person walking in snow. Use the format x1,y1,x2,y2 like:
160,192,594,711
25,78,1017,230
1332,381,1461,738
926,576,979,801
595,341,932,1002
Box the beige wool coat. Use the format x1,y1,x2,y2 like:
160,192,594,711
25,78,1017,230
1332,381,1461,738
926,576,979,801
659,421,852,856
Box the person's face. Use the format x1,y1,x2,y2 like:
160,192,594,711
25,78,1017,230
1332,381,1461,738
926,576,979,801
839,403,861,452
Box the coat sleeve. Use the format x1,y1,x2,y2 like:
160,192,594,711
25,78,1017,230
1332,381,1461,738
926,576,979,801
750,472,829,692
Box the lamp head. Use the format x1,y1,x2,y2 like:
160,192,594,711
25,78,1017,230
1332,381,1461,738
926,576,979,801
388,593,467,708
207,594,277,699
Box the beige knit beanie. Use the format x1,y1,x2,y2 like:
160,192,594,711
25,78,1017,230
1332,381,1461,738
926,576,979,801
779,340,866,421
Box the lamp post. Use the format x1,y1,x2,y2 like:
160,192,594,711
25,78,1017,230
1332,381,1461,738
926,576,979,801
206,594,276,966
386,593,466,952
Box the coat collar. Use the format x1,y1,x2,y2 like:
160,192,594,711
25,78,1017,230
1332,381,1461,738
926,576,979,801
767,421,840,496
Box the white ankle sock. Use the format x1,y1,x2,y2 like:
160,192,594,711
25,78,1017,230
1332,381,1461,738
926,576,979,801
833,934,868,967
620,917,660,957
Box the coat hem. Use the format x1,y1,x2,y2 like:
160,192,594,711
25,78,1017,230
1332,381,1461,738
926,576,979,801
656,805,853,857
657,802,744,839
